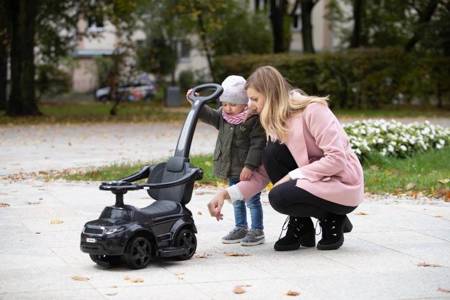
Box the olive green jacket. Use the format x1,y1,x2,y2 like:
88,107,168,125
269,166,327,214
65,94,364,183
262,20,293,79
199,105,266,179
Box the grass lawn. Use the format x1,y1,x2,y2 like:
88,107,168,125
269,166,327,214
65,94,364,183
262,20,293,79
59,148,450,199
1,100,449,125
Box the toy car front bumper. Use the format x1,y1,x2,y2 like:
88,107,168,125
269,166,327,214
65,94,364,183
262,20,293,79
80,234,126,256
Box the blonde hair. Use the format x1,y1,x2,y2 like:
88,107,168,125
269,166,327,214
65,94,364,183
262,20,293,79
246,65,329,142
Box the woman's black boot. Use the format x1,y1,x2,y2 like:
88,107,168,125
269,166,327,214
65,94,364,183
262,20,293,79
317,214,348,250
274,217,315,251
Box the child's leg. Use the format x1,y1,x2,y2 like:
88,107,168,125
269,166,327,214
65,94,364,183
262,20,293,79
229,178,247,228
246,192,263,230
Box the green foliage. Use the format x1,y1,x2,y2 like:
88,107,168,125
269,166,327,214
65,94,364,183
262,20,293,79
178,70,195,94
35,64,71,99
326,0,449,55
215,48,450,108
211,9,272,56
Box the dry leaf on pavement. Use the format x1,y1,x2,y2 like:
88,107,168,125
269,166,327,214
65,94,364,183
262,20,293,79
130,278,144,283
437,287,450,293
0,203,10,208
225,252,251,257
50,219,64,224
195,252,211,258
286,290,300,296
233,286,246,294
71,275,90,281
417,261,441,267
355,211,368,215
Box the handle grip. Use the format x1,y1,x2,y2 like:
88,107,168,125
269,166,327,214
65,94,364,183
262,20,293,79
187,83,223,104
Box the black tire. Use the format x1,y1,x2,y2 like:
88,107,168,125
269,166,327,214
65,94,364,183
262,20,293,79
124,236,153,269
175,228,197,260
89,254,122,268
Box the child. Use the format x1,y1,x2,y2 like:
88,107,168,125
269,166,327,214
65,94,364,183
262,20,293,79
187,75,266,246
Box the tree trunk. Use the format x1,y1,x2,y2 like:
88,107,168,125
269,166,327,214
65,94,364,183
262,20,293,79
270,0,288,53
405,0,439,52
350,0,366,48
300,0,317,53
7,0,40,116
196,14,216,82
0,1,8,110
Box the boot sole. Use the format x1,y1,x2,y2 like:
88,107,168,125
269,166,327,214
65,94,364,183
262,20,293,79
274,240,315,251
317,236,344,250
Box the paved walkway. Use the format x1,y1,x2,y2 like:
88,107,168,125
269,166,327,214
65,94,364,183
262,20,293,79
1,119,450,299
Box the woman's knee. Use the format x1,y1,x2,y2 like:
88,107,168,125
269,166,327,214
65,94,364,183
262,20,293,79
268,186,288,212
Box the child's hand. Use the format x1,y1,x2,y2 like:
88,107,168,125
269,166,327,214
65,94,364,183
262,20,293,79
239,167,253,181
186,89,197,105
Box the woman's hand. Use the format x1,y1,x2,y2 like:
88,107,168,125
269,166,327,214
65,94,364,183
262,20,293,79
239,167,253,181
207,189,229,221
273,174,291,187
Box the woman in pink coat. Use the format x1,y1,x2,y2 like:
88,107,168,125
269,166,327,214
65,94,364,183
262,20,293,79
208,66,364,251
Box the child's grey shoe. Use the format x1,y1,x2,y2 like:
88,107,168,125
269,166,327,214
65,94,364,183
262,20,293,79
222,227,248,244
240,229,265,246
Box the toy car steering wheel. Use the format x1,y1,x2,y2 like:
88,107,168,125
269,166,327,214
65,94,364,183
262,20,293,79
187,83,223,103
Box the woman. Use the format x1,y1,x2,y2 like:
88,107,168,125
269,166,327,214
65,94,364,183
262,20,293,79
207,66,364,251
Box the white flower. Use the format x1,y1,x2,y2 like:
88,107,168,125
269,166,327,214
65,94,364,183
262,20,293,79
400,145,407,152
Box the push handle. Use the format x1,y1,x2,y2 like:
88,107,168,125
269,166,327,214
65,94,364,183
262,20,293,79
187,83,223,104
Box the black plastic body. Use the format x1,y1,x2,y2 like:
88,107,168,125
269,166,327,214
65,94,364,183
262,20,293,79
80,83,222,265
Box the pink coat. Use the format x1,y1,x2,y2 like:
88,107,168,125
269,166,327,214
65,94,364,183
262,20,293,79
235,103,364,207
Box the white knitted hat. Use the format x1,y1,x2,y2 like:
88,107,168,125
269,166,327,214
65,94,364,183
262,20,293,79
219,75,248,104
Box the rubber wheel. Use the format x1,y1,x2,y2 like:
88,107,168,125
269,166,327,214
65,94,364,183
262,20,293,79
175,228,197,260
89,254,122,268
124,236,152,269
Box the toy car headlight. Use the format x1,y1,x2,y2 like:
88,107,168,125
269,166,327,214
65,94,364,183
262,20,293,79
103,226,126,235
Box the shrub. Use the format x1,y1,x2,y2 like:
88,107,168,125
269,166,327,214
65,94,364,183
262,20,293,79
215,48,450,109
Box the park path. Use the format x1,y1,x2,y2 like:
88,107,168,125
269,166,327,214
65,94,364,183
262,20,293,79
0,117,449,177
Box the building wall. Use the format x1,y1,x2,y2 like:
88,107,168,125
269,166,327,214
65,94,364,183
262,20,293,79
72,58,98,93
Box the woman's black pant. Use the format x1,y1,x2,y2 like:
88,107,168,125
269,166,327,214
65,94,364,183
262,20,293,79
262,141,356,219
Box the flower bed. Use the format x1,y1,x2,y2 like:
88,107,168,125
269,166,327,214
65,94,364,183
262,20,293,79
344,120,450,159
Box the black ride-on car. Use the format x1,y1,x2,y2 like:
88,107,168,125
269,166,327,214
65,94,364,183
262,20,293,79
80,83,223,269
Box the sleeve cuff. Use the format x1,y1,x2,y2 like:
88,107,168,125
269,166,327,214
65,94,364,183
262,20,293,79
226,185,244,203
288,169,304,180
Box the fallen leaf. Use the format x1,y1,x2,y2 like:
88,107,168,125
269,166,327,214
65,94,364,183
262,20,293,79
434,215,443,218
286,290,300,296
438,178,450,184
110,285,118,288
71,275,90,281
233,286,246,294
225,252,251,257
417,261,441,267
124,276,130,280
105,292,118,296
130,278,144,283
355,211,368,215
195,253,211,258
0,203,10,208
437,287,450,293
50,219,64,224
405,182,416,190
197,211,203,215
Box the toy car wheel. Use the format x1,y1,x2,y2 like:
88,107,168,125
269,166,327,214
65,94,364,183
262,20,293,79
175,228,197,260
89,254,122,268
124,236,152,269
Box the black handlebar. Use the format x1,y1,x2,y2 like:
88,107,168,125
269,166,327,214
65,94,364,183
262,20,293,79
187,83,223,103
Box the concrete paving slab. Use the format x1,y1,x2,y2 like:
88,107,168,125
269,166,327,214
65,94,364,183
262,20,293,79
1,180,450,299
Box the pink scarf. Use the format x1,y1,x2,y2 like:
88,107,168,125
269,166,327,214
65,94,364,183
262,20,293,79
222,109,248,125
